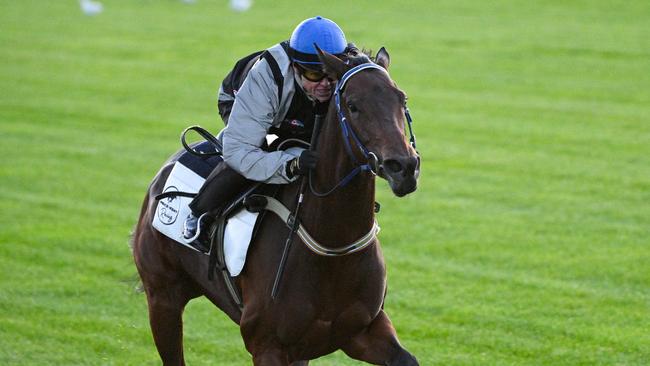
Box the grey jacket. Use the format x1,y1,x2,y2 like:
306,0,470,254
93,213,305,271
220,43,306,184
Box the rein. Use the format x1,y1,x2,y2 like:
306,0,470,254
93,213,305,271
309,63,417,197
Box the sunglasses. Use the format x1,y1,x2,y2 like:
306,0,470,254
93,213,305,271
296,64,330,82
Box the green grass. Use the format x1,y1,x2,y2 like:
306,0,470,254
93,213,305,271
1,0,649,364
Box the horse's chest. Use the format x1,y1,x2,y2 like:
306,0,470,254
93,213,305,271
257,250,387,356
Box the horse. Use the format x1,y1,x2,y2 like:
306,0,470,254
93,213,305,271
132,46,420,365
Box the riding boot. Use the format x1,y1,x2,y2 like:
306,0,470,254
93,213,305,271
189,162,253,219
182,213,199,240
182,213,211,252
181,164,252,252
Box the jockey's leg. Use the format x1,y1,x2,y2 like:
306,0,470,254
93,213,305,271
188,163,252,217
341,310,419,366
184,163,253,244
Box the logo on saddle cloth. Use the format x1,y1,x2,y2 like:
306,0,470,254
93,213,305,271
158,186,181,225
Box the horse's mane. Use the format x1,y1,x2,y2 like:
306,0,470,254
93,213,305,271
342,47,375,66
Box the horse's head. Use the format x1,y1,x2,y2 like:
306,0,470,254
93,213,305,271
317,47,420,197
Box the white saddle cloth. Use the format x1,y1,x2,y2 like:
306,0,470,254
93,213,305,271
152,162,257,276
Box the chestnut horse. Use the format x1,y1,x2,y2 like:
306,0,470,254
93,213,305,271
132,48,420,365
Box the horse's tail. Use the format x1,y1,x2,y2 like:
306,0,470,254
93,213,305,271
129,192,151,252
129,192,152,294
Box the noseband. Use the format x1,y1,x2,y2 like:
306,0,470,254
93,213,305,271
309,63,417,197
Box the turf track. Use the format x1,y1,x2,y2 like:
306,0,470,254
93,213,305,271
1,1,648,364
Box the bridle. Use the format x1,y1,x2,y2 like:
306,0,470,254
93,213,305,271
268,62,418,297
309,62,417,197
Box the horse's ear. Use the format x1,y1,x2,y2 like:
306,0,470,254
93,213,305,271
315,44,348,80
375,46,390,70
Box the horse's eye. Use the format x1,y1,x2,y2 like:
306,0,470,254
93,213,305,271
347,102,358,113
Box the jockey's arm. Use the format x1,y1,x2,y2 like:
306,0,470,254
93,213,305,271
222,59,301,184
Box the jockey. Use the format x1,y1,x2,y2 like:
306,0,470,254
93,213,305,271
183,16,353,250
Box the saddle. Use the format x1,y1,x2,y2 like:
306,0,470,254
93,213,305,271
152,130,286,308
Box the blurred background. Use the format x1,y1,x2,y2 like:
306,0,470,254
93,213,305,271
1,0,648,364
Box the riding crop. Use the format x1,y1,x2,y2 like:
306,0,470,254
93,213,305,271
271,113,324,300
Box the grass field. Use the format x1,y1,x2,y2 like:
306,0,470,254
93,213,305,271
1,0,649,365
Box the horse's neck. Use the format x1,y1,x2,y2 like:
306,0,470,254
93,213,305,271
300,113,376,246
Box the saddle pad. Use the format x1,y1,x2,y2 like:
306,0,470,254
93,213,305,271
223,208,258,276
152,140,222,246
152,162,204,246
152,156,258,277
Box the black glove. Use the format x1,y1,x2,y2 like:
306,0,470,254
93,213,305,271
287,150,319,178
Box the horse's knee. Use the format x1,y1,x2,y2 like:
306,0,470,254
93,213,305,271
252,349,289,366
341,310,418,365
388,350,419,366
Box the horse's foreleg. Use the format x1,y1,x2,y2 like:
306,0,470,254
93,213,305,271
145,287,191,366
341,310,418,366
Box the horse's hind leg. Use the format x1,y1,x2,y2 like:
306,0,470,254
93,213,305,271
144,284,193,366
341,310,418,366
134,230,195,365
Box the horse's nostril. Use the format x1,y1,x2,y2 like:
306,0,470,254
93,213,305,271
406,156,419,175
384,159,404,174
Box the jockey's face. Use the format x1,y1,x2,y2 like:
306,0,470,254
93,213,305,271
294,64,334,103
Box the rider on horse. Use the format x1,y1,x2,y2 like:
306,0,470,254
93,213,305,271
183,16,355,250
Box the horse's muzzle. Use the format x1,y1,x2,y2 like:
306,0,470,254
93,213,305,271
380,155,419,197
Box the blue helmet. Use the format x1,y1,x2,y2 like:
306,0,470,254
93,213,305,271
289,16,347,69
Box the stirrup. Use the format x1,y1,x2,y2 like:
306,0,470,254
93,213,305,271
182,213,209,245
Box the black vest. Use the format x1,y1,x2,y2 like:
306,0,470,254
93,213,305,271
269,82,328,144
218,42,329,146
